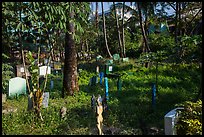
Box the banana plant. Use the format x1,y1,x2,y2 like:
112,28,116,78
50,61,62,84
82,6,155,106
26,51,44,121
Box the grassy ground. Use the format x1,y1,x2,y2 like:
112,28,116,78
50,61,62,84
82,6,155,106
2,59,201,135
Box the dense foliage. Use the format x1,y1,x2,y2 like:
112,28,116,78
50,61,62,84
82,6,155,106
175,100,202,135
2,54,14,93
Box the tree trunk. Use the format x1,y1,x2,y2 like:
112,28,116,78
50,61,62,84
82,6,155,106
101,2,112,58
122,2,126,57
95,2,99,29
137,3,150,67
178,2,181,36
63,2,79,97
175,2,178,45
95,2,99,53
113,2,123,58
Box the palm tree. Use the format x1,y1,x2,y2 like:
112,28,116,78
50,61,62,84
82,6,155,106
101,2,112,58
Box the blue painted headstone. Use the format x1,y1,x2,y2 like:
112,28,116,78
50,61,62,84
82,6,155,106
99,72,104,85
104,77,109,100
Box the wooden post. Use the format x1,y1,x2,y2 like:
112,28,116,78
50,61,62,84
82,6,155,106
96,95,104,135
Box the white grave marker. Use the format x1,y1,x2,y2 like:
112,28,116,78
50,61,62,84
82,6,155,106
20,67,24,73
42,92,49,108
9,77,26,97
39,66,51,77
109,66,113,72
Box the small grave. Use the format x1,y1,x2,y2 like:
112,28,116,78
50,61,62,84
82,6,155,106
122,57,129,62
164,107,184,135
8,77,26,97
39,66,51,77
42,92,49,108
112,54,120,61
16,64,31,78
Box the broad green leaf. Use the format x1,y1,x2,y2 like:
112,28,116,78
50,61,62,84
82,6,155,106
51,6,54,13
16,22,22,31
45,13,48,19
63,22,66,30
60,21,63,29
32,69,38,73
22,24,25,31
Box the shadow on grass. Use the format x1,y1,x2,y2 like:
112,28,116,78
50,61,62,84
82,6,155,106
52,106,97,135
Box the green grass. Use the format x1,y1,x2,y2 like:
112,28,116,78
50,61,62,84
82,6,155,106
2,60,201,135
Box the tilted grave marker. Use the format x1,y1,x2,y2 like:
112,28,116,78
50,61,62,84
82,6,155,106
8,77,26,97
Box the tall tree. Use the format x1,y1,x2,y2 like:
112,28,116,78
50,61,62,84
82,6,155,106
63,2,79,97
95,2,99,29
95,2,99,53
137,2,150,67
175,2,179,45
122,2,126,57
113,2,123,57
101,2,112,58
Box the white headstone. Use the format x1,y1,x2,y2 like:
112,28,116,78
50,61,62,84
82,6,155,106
96,66,99,73
9,77,26,97
164,107,184,135
20,67,25,73
39,66,51,77
42,92,49,108
109,66,113,72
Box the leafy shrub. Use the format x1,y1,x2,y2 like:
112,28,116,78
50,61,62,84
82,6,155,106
2,54,14,93
175,100,202,135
